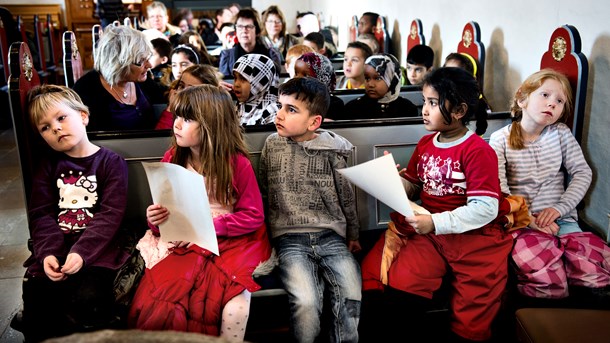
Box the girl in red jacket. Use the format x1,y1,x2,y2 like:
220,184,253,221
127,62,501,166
129,84,271,341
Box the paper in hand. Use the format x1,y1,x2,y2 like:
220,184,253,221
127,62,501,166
337,153,415,217
142,162,219,255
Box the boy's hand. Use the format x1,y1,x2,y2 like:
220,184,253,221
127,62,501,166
534,208,560,228
404,214,434,235
43,255,65,281
147,204,169,226
348,239,362,253
62,253,84,275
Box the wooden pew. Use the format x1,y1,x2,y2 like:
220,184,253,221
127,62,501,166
63,31,83,88
333,85,423,107
456,21,485,91
406,19,425,55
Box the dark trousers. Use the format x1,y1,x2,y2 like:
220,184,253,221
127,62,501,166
22,267,117,342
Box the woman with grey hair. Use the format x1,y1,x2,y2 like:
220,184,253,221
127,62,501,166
73,25,158,131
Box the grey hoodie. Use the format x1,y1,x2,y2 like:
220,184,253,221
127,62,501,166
260,129,360,240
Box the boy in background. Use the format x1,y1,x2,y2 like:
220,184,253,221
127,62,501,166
403,44,434,85
259,77,362,343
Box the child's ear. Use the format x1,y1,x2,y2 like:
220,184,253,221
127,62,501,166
81,111,89,126
452,103,467,121
161,56,169,64
308,114,323,131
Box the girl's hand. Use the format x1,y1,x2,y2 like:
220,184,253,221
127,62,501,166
62,253,84,275
219,80,234,92
528,214,560,235
43,255,65,281
384,150,406,176
404,214,435,235
348,239,362,253
147,204,169,226
534,208,561,228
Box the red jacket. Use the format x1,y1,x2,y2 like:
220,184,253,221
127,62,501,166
128,151,271,334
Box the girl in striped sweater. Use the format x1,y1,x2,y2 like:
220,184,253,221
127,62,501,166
490,69,610,300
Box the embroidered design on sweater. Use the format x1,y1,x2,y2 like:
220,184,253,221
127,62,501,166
57,171,98,232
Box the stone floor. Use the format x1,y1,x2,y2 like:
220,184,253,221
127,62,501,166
0,129,28,342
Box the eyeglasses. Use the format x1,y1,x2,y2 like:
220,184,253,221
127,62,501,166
266,20,282,25
236,24,255,31
133,54,152,67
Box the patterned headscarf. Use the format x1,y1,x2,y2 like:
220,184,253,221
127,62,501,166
233,54,280,125
365,53,401,104
297,52,336,93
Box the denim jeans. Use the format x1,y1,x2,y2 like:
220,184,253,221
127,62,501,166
274,230,361,343
557,219,582,236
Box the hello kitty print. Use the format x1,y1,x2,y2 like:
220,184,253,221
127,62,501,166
57,170,98,233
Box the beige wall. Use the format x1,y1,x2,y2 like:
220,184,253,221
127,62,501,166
253,0,610,235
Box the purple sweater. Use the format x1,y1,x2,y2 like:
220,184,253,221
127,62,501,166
25,147,130,277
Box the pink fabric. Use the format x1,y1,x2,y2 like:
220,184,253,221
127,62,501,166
511,229,610,299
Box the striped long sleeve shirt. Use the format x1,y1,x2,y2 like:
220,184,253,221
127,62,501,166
489,123,592,222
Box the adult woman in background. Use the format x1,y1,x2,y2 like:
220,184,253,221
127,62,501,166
73,26,159,131
260,5,299,60
218,8,282,77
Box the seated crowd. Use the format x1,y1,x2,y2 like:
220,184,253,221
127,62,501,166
10,3,610,343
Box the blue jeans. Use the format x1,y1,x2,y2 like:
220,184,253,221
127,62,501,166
557,219,582,236
274,230,361,343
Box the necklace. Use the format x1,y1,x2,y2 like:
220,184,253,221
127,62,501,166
109,83,131,104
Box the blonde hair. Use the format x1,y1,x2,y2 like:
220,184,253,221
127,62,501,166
170,85,249,205
27,84,89,130
285,44,315,67
509,68,573,149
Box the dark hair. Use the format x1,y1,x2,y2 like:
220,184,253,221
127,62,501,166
362,12,379,26
236,8,262,35
407,45,434,68
346,41,373,59
304,32,325,51
444,52,475,76
151,38,173,59
423,67,487,135
172,43,201,64
279,77,330,119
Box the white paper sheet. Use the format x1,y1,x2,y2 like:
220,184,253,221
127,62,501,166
142,162,219,255
337,154,415,218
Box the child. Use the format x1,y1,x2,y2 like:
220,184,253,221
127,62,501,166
336,41,373,90
259,77,362,343
489,69,609,300
402,44,434,86
285,44,315,78
444,52,492,120
128,85,272,341
178,30,215,65
21,85,130,342
357,12,379,36
360,67,512,342
169,44,201,82
293,51,345,120
303,31,327,56
232,53,280,125
155,64,219,130
149,38,173,86
343,53,418,120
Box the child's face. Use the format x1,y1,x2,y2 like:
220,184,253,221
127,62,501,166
275,93,321,142
176,72,203,91
421,84,466,136
188,35,202,50
172,52,194,80
36,101,89,155
173,115,200,150
358,16,374,35
149,50,167,69
343,47,366,79
364,65,389,100
293,60,312,78
519,78,566,128
232,71,251,103
406,62,430,86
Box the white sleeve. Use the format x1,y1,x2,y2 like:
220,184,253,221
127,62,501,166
431,196,499,235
